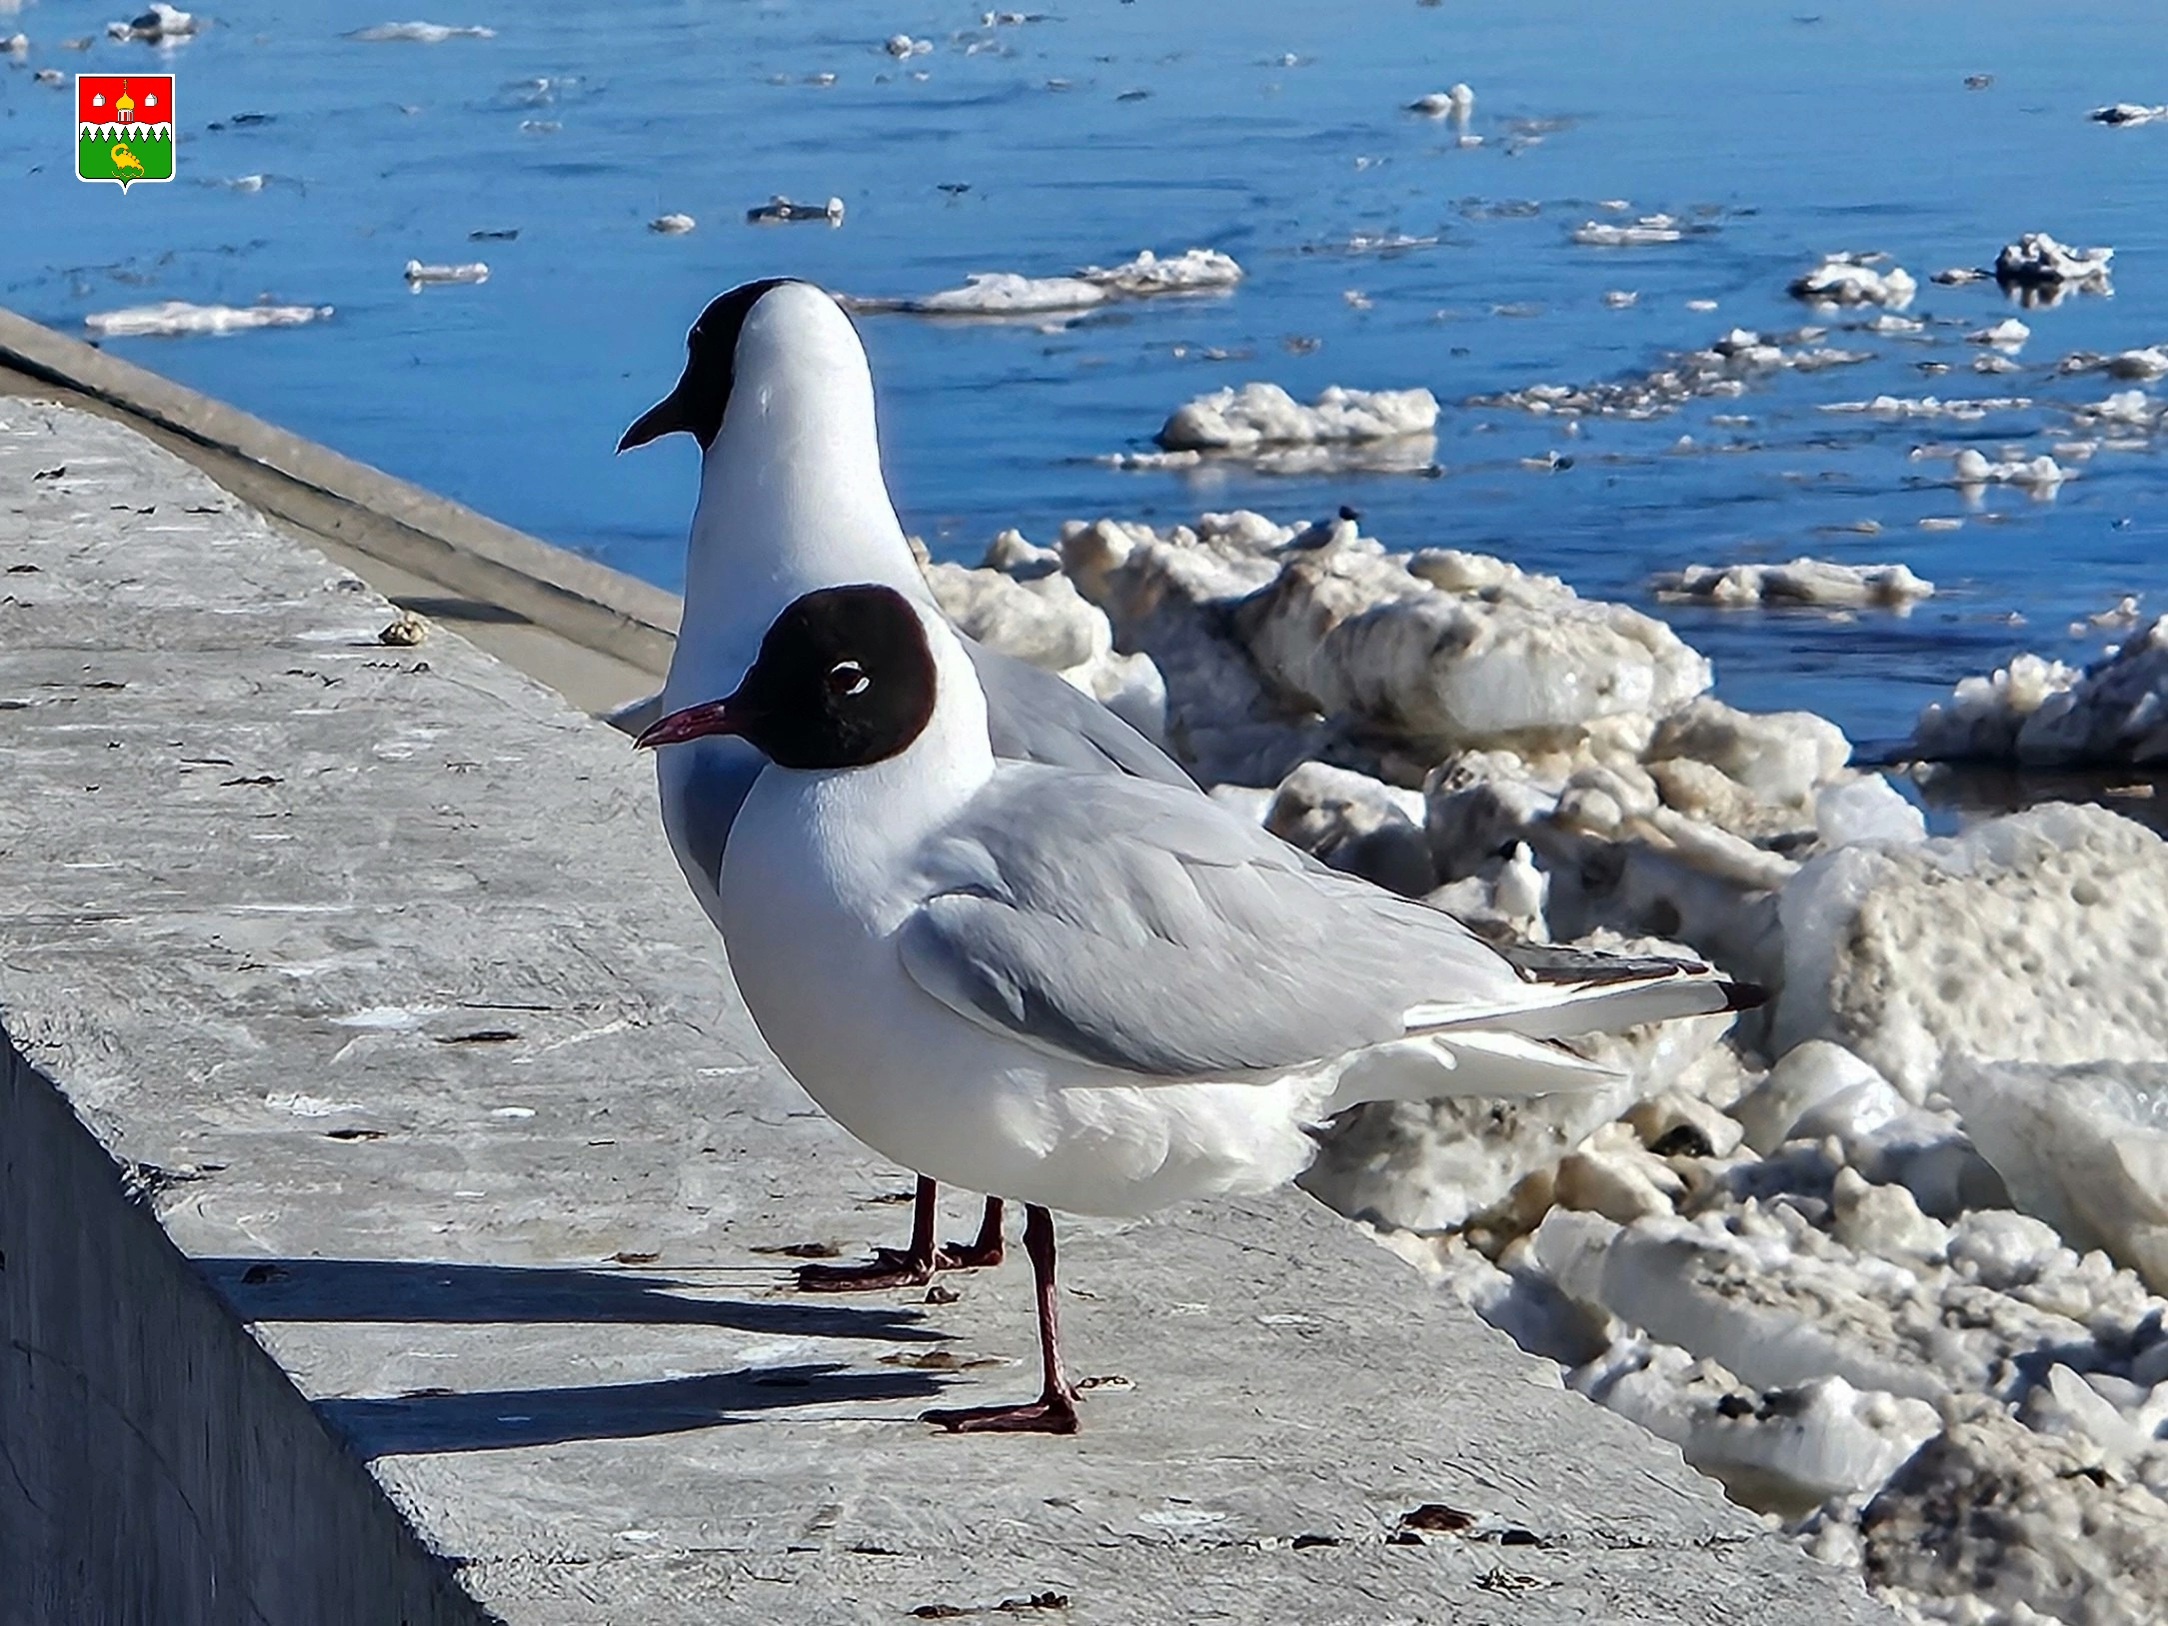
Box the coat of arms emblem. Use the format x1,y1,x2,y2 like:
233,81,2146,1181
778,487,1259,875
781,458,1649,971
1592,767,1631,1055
78,75,175,190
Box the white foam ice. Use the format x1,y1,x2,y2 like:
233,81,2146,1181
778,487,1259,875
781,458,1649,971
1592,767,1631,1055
84,301,335,336
1572,214,1684,246
348,21,495,42
403,259,489,284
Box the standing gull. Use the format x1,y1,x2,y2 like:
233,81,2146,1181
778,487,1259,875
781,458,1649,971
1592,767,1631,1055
638,585,1763,1433
619,280,1194,1290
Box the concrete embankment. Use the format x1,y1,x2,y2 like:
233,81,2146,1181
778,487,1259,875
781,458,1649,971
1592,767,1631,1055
0,373,1896,1622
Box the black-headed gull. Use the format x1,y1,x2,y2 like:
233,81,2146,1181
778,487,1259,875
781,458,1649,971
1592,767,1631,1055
639,584,1761,1433
619,280,1194,1291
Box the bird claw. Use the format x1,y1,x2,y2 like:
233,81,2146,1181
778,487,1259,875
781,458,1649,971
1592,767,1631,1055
922,1390,1080,1435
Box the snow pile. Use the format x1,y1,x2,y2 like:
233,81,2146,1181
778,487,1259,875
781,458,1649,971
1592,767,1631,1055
1909,621,2168,767
1788,254,1918,309
1774,803,2168,1097
84,301,334,337
1156,382,1439,452
1653,558,1935,611
1995,232,2114,291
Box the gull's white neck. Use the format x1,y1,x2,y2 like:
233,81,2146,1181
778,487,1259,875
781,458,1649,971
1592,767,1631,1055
667,286,935,707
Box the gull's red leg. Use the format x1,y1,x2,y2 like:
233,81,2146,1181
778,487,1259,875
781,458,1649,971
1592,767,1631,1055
796,1179,1005,1292
922,1204,1080,1435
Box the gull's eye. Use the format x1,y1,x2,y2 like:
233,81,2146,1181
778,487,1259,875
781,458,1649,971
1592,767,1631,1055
826,659,870,698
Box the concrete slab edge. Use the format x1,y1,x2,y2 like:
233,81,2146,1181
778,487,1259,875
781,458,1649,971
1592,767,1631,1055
1,1037,491,1626
0,304,680,680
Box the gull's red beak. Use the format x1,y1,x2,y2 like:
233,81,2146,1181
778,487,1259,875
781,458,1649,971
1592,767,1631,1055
635,697,744,750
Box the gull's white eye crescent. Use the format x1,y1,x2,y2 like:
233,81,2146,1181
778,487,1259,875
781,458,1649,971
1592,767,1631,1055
826,659,870,697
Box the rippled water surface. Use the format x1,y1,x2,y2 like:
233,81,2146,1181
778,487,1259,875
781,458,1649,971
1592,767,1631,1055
9,0,2167,748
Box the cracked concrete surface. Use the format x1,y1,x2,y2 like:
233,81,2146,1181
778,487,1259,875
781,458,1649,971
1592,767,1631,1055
0,400,1896,1623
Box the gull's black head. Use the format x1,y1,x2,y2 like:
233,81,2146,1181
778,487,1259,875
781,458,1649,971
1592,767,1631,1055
617,277,795,452
636,585,938,770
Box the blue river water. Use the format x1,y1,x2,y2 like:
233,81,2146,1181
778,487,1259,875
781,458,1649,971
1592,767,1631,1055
8,0,2167,750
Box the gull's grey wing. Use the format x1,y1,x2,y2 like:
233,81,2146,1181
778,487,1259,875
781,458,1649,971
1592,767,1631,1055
962,637,1194,789
897,767,1529,1078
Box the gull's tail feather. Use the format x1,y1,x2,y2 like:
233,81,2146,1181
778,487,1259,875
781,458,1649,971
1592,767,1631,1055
1403,949,1764,1043
1321,1028,1624,1115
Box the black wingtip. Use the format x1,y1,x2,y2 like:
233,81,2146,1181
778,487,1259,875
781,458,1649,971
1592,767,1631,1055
1720,980,1770,1013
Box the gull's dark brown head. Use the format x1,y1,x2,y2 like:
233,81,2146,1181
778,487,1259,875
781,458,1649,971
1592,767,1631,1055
636,585,938,770
617,277,795,452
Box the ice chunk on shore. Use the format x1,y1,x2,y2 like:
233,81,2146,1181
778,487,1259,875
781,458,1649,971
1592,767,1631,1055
1909,620,2168,766
1947,1059,2168,1291
84,301,334,337
1652,558,1933,610
923,554,1166,743
1264,762,1433,896
1776,802,2168,1097
1995,231,2113,290
1157,382,1438,451
349,21,496,41
1788,254,1917,309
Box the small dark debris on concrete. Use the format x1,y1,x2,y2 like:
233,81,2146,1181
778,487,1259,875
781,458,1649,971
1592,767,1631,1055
6,563,39,573
220,774,282,787
33,466,65,480
240,1262,289,1285
324,1126,388,1141
881,1349,1001,1371
1399,1504,1476,1534
612,1250,660,1265
435,1029,520,1045
751,1240,842,1258
1290,1533,1342,1550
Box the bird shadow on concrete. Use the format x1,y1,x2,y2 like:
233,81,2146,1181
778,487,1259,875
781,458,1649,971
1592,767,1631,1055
317,1363,949,1458
200,1256,939,1342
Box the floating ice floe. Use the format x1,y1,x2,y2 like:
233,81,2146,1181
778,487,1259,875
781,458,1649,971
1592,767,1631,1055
1788,253,1917,309
1603,289,1639,308
1408,84,1475,116
84,300,333,337
647,213,695,234
1931,266,1988,285
1572,214,1683,247
1967,317,2030,349
3,30,25,54
746,194,844,225
348,20,495,41
910,273,1108,315
883,32,931,57
1821,394,2031,420
2090,103,2168,126
1076,246,1243,295
1995,231,2113,291
107,4,196,41
1156,382,1438,455
1653,558,1934,611
1950,447,2067,489
34,65,63,83
403,259,488,285
1909,617,2168,769
1474,328,1869,422
2076,389,2162,430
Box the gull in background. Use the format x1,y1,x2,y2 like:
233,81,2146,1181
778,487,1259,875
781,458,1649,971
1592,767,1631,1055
639,584,1763,1433
619,279,1195,1290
